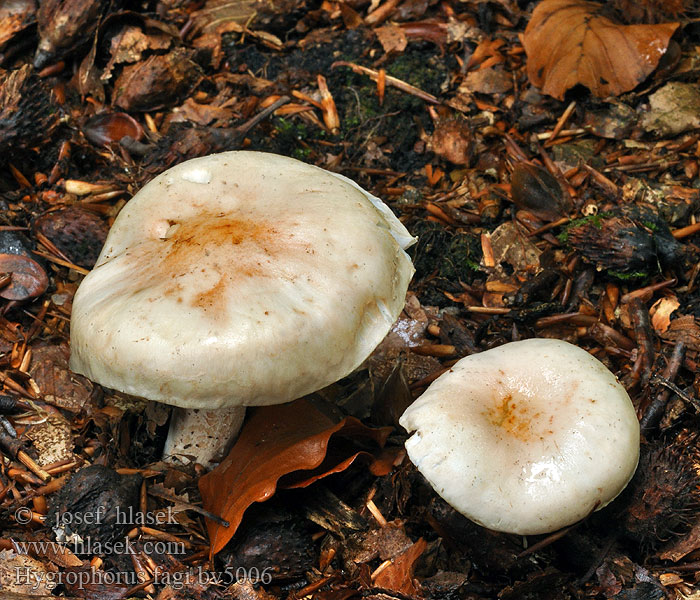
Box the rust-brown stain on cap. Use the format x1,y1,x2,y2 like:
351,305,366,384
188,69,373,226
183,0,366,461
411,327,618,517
484,393,543,443
131,213,307,317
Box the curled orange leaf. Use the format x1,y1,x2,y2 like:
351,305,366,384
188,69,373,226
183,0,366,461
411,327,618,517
199,398,393,555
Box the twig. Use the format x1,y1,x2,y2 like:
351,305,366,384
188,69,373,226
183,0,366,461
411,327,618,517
620,279,676,304
332,61,440,104
671,221,700,239
640,342,685,432
628,297,654,387
650,375,699,413
536,128,585,141
544,101,577,145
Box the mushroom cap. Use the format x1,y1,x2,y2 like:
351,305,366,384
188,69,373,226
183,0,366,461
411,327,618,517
399,338,640,535
70,151,415,409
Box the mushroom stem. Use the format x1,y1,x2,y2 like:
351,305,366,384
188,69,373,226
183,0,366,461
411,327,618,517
163,406,246,468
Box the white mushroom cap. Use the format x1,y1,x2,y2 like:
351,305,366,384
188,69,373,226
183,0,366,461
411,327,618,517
399,338,640,535
69,151,415,410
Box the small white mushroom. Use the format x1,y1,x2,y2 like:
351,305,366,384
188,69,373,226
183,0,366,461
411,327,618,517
399,338,640,535
70,151,415,467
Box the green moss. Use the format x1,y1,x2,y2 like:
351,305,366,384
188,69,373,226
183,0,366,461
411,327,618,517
608,270,648,281
292,147,311,160
557,212,611,243
410,221,482,282
274,117,309,141
387,52,445,95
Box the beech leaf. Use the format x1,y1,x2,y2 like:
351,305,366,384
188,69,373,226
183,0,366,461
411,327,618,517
373,538,427,595
523,0,678,100
199,398,393,555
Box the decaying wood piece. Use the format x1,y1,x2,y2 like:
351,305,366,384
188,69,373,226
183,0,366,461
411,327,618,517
34,0,107,68
0,0,37,59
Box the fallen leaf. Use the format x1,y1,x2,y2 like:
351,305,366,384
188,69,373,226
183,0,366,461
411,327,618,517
102,24,172,82
373,538,427,595
510,162,571,222
659,518,700,562
29,343,94,412
523,0,679,99
641,81,700,136
24,412,76,466
661,315,700,351
649,296,680,333
62,566,131,599
189,0,262,36
0,550,57,595
188,0,281,66
339,3,363,29
464,67,513,94
0,253,48,300
77,34,104,102
375,24,407,54
464,38,505,71
428,116,473,166
199,398,393,555
32,538,83,568
171,97,235,126
342,522,414,566
485,221,542,276
282,446,401,489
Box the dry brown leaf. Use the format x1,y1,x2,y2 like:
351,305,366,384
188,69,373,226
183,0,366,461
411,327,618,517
375,24,407,54
199,398,392,555
464,37,505,71
102,24,173,82
649,296,680,333
188,0,282,66
32,539,83,568
0,550,57,595
661,314,700,351
29,343,94,412
339,3,363,29
189,0,263,36
641,82,700,136
373,538,427,595
0,253,48,300
464,67,513,94
659,518,700,562
523,0,679,100
486,221,542,276
427,111,473,166
24,413,76,466
171,97,235,126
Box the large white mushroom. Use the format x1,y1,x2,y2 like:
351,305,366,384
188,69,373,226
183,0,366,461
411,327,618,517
399,338,640,535
70,151,415,466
